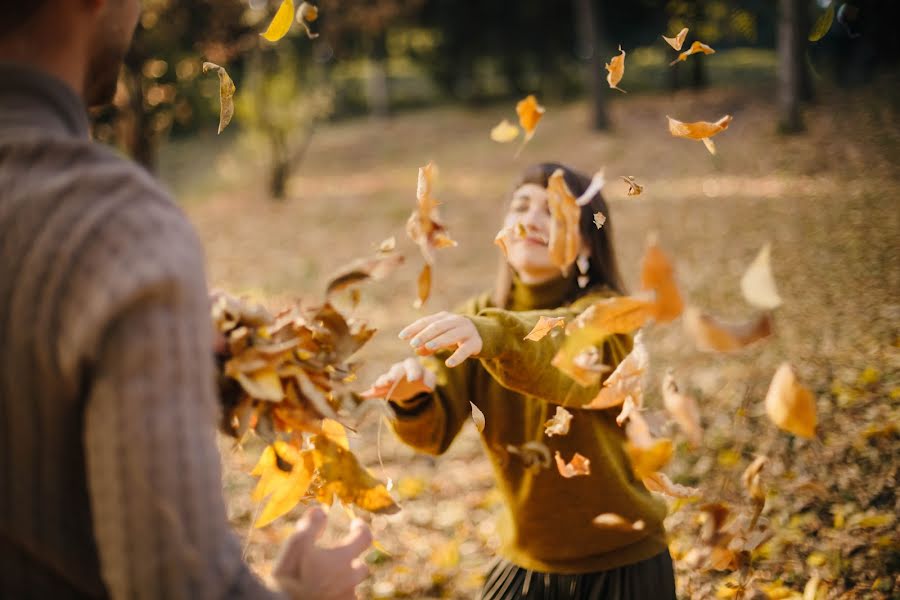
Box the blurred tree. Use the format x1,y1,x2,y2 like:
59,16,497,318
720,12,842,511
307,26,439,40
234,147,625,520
574,0,610,130
777,0,805,132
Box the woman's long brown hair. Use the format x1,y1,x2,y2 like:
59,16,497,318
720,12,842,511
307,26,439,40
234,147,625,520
493,162,626,307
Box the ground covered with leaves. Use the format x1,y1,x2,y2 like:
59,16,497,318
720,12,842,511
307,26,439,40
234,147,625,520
167,77,899,599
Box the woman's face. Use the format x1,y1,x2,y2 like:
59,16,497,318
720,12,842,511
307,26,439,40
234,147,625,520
502,183,562,284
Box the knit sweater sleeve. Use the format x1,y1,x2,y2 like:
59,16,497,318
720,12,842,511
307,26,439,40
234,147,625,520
72,188,279,599
468,294,632,408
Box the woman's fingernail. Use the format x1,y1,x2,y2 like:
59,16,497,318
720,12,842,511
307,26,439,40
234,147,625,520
398,330,410,340
410,337,422,347
446,358,457,367
425,341,436,350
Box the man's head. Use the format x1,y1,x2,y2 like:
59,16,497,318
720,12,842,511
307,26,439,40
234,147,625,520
0,0,141,107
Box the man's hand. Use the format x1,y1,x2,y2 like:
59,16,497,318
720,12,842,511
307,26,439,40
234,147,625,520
360,357,436,402
399,312,483,368
273,507,372,600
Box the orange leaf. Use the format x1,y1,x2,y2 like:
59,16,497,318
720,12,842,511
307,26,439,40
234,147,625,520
516,95,545,140
642,472,701,498
544,406,573,437
592,513,645,531
764,363,817,438
524,316,566,341
546,169,581,274
567,295,656,336
321,418,350,450
583,334,648,410
639,237,683,323
662,27,689,51
683,306,772,352
406,162,457,265
554,451,591,478
669,40,716,66
605,45,627,93
414,264,431,309
625,438,674,479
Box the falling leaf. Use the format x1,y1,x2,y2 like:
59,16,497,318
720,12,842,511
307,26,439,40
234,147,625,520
252,442,315,528
741,455,768,527
378,236,396,253
544,406,573,437
261,0,295,42
605,45,627,93
809,1,835,41
575,170,606,206
546,169,581,274
662,27,689,51
202,62,236,134
568,294,656,337
490,119,520,143
667,115,732,155
592,513,645,531
683,306,772,352
669,40,716,66
625,438,674,480
524,316,566,341
470,402,485,432
620,176,643,196
414,264,431,309
661,369,702,446
406,162,457,265
642,472,701,498
593,212,606,229
583,333,648,410
765,363,817,438
295,1,319,38
516,95,545,140
326,251,405,297
312,434,399,514
321,418,350,450
494,228,512,260
554,451,591,478
740,243,782,310
639,237,683,323
507,441,552,472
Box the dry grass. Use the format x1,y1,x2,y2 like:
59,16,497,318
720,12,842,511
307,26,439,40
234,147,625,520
164,77,900,598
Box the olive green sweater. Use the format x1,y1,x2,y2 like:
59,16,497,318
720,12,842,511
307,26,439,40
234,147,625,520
390,276,668,574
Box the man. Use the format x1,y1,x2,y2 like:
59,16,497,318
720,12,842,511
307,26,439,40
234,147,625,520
0,2,371,598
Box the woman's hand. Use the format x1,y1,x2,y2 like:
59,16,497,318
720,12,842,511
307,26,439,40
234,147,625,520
399,312,483,368
273,507,372,600
361,357,436,402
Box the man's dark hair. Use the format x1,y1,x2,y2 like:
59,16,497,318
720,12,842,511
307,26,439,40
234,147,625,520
0,2,48,37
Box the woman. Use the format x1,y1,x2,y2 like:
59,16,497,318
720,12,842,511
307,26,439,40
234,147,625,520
364,163,676,599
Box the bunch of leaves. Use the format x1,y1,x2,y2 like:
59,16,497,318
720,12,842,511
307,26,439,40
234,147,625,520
489,95,546,157
406,162,457,308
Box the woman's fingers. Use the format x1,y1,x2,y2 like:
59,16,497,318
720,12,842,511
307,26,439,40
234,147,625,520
398,312,447,341
408,317,459,349
445,337,483,368
420,326,470,353
402,357,424,382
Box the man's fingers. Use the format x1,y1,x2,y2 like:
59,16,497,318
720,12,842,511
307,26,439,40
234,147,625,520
445,338,482,368
398,312,446,340
331,519,373,565
273,507,327,576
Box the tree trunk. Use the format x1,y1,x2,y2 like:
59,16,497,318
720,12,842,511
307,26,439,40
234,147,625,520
573,0,610,131
796,2,815,103
778,0,805,133
366,31,390,119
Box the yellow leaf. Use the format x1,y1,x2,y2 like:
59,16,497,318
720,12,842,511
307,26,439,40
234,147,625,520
669,40,716,66
667,115,732,154
201,62,236,134
490,119,520,143
765,363,817,438
740,243,782,310
625,438,673,479
620,175,643,196
661,369,702,446
806,551,827,566
640,237,683,323
592,513,645,531
605,45,627,93
235,366,284,402
311,434,399,514
414,263,431,309
524,316,566,341
470,401,485,432
683,306,772,352
321,418,349,450
544,406,573,437
261,0,295,42
554,451,591,478
516,95,545,140
642,471,700,498
662,27,689,51
809,1,835,42
431,540,460,570
256,450,314,528
546,168,581,274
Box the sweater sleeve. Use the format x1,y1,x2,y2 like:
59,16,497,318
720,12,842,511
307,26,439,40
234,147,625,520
468,294,633,408
78,199,279,599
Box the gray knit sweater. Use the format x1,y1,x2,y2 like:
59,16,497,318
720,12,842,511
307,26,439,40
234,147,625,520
0,63,278,599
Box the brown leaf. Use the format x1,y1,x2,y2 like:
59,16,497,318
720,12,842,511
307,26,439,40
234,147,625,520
544,406,573,437
662,27,689,51
661,369,702,446
554,451,591,478
765,363,817,438
406,162,457,265
524,316,566,341
414,264,431,309
683,306,772,352
507,441,552,472
642,472,701,498
669,40,716,66
545,169,581,275
740,243,782,310
620,175,643,196
202,62,236,134
605,45,627,93
516,95,545,140
326,251,404,297
592,513,645,531
470,401,485,432
639,237,683,323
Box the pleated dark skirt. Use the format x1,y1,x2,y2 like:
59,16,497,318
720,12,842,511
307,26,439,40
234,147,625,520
480,550,676,600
